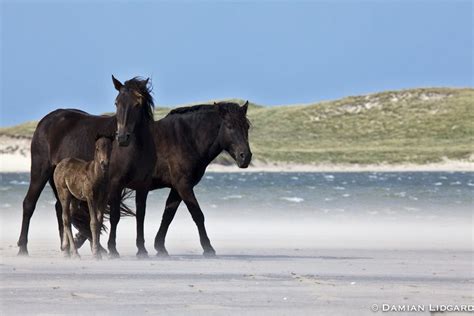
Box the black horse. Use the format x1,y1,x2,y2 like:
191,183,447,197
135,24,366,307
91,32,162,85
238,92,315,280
17,76,156,257
75,101,252,257
76,102,252,256
147,101,252,257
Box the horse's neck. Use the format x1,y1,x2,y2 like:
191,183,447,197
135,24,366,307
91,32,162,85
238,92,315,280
87,160,107,188
185,114,223,164
133,119,154,147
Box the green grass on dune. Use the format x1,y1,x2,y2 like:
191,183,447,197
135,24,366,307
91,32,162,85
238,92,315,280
248,88,474,164
1,87,473,165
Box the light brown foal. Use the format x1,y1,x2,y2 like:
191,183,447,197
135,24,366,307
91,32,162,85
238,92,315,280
53,136,113,259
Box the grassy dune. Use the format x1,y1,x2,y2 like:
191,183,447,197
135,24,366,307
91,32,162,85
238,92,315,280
1,87,473,165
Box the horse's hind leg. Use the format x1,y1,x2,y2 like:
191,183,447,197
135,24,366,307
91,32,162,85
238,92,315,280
49,178,64,250
62,195,80,259
154,189,181,256
176,184,216,257
17,163,51,256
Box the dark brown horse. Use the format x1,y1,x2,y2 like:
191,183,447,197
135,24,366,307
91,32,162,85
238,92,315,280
144,101,252,257
17,76,156,258
74,101,252,257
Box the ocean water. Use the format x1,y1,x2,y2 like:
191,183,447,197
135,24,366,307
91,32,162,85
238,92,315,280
1,172,473,251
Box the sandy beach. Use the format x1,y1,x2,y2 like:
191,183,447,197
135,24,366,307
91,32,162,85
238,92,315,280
1,200,473,316
1,244,472,316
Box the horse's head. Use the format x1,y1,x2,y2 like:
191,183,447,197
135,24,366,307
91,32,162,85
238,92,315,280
94,135,114,172
216,101,252,168
112,75,154,146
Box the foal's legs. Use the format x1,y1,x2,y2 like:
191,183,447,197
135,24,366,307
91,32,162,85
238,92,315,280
61,194,80,259
87,200,101,260
136,188,149,258
17,163,51,255
176,184,215,257
72,201,107,254
154,189,181,256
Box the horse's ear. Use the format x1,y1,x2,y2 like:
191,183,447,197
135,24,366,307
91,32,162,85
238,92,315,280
143,78,150,88
241,100,249,115
112,75,123,91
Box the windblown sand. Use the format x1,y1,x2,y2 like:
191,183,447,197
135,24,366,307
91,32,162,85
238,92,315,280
1,238,472,315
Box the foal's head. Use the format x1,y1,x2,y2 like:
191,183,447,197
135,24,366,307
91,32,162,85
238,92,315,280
94,135,114,172
216,101,252,168
112,76,154,146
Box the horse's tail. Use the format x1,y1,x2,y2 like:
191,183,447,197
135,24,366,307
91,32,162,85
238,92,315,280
71,189,135,239
103,189,136,224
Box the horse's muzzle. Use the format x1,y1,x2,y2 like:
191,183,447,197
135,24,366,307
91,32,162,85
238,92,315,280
117,133,131,147
100,161,109,172
237,151,252,168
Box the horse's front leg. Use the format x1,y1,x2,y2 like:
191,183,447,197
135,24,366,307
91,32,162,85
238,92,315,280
87,200,101,260
135,188,149,258
154,188,182,256
176,183,216,257
107,185,122,258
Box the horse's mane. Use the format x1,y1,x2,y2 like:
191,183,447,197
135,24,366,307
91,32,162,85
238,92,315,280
123,77,155,121
168,103,215,115
167,101,250,128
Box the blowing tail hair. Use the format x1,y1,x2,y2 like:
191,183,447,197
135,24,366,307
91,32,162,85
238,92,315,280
71,189,135,239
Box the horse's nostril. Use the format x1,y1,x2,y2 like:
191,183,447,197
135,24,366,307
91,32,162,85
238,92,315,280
117,133,130,144
239,152,245,159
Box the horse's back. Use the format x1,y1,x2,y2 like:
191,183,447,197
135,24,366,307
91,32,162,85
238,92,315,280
53,157,90,201
33,109,116,167
53,157,87,184
151,116,208,189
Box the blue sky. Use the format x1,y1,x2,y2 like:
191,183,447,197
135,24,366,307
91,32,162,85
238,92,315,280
1,0,472,126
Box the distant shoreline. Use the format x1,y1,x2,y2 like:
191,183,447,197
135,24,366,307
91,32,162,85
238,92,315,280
2,134,473,173
207,161,474,173
1,151,473,173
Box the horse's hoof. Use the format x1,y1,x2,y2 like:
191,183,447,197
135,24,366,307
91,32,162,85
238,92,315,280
71,253,81,260
136,250,149,259
155,248,169,257
156,250,170,258
98,246,108,255
203,249,216,258
17,248,29,256
108,250,120,259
